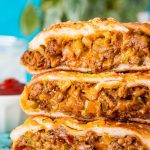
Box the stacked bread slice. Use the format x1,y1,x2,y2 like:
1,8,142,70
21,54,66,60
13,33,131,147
11,18,150,149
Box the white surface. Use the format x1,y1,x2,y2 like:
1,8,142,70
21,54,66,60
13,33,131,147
0,36,26,83
0,95,27,133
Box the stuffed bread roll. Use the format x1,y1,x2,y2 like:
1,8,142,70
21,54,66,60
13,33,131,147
20,18,150,74
11,116,150,150
20,71,150,123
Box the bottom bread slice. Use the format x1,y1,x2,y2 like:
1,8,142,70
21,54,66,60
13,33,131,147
11,116,150,150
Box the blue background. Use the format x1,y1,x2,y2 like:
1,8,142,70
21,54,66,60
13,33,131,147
0,0,41,41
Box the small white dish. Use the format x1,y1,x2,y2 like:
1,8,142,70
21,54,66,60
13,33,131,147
0,95,27,133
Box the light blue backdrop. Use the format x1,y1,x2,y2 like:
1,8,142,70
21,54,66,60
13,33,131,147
0,0,41,41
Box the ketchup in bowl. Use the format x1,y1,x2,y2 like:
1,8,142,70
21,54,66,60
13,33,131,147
0,78,25,95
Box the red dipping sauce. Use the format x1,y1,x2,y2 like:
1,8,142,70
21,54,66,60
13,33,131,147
0,78,25,95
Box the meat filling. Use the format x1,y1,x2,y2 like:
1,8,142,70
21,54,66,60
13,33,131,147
27,81,150,121
15,130,147,150
21,31,150,73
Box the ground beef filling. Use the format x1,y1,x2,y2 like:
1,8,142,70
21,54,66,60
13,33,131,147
21,31,150,73
28,81,150,120
15,130,146,150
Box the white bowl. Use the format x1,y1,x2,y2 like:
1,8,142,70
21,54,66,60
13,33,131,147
0,95,27,133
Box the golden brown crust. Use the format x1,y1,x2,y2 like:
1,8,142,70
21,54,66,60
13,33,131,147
31,71,150,83
45,18,125,33
123,22,150,36
11,116,150,149
29,18,150,50
22,63,150,75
